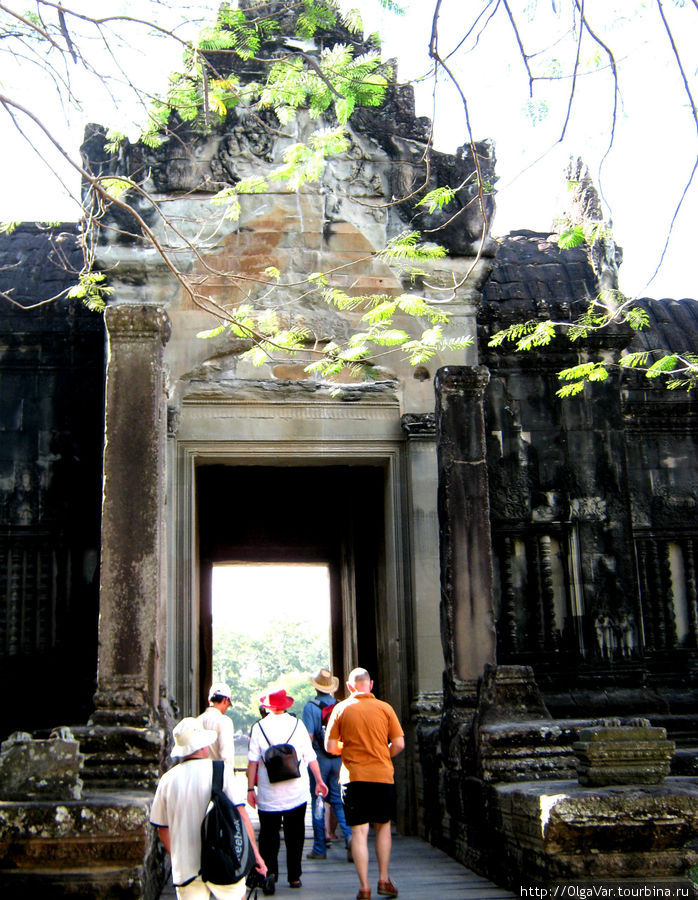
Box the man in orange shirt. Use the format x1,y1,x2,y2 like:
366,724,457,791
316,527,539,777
325,667,405,900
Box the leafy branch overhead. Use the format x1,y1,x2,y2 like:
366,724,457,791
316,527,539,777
489,290,698,394
0,1,696,392
488,162,697,395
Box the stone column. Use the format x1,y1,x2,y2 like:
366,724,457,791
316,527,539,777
435,366,496,700
401,413,444,705
90,304,171,729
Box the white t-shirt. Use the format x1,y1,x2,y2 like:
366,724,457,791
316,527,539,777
150,758,245,888
197,706,236,766
248,713,316,813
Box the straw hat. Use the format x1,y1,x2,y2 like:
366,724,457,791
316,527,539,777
259,688,295,711
170,717,217,758
309,668,339,694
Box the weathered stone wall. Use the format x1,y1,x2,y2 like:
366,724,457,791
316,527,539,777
2,8,698,894
0,225,105,738
415,228,698,886
478,232,698,719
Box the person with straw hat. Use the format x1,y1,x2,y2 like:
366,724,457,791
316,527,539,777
151,717,266,899
302,668,352,862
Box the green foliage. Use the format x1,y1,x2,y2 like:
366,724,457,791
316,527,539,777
554,205,613,251
557,225,586,249
104,130,127,154
378,0,407,12
260,44,390,126
99,176,135,201
624,305,650,331
66,272,113,312
525,99,549,124
0,222,19,235
416,187,456,214
212,621,329,732
134,0,389,147
378,232,448,282
491,305,697,394
556,362,609,397
488,320,558,350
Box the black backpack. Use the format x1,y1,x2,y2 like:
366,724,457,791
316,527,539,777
311,699,336,756
200,760,254,885
258,719,302,783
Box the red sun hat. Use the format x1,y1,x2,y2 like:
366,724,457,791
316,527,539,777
260,688,294,710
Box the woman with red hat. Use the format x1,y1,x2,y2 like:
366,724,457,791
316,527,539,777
247,688,328,894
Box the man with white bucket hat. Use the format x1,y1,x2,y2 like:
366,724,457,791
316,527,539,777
151,717,266,899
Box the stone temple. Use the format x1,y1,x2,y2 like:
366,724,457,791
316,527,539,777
0,4,697,896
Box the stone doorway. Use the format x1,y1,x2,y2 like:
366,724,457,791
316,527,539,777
195,464,386,709
168,393,432,833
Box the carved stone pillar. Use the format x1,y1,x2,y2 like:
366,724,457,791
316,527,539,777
435,366,496,700
90,304,171,729
401,413,444,700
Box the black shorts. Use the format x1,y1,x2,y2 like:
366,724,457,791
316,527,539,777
341,781,396,826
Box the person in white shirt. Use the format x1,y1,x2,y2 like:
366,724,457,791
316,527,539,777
197,682,236,767
150,717,266,900
247,689,327,893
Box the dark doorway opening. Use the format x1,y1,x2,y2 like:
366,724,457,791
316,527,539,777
196,464,387,712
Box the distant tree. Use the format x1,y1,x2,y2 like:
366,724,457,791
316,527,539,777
213,621,328,732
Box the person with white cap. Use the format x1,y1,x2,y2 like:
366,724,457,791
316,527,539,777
151,717,266,899
197,682,235,768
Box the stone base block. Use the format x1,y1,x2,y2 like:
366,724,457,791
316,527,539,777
478,721,582,783
574,724,675,786
0,731,84,801
0,865,145,899
490,778,698,886
0,790,167,899
71,725,166,790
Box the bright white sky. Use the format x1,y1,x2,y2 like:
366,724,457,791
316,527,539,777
1,0,696,299
212,563,331,638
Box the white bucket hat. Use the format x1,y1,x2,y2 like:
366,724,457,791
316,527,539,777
171,717,217,758
208,682,232,702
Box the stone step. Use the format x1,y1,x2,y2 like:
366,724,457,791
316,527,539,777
672,747,698,776
0,865,149,899
0,791,162,894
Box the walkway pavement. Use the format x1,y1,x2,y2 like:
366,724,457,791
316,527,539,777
158,829,516,899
